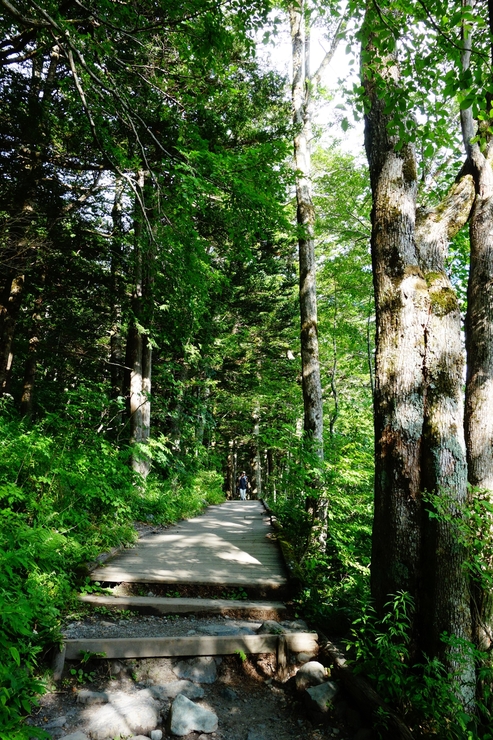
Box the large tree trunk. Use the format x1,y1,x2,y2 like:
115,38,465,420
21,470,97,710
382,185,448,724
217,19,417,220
416,178,475,672
365,94,425,614
0,274,25,394
252,403,262,499
465,160,493,649
461,1,493,652
109,179,125,434
363,9,474,697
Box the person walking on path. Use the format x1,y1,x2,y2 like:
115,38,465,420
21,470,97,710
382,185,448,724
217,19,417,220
238,471,248,500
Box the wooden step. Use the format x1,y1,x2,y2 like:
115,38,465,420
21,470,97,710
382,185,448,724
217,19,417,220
79,594,287,619
62,631,318,661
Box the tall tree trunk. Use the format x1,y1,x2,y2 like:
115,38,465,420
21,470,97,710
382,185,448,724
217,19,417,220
363,7,474,696
289,1,323,454
416,178,475,672
462,0,493,651
196,383,210,450
253,403,262,499
109,178,125,434
127,171,153,478
20,272,46,418
0,274,25,394
365,94,425,615
0,50,59,395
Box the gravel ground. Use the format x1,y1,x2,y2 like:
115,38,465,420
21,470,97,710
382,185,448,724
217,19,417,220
27,648,357,740
62,614,264,641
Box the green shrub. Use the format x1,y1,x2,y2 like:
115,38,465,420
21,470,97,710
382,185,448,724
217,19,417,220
346,592,493,739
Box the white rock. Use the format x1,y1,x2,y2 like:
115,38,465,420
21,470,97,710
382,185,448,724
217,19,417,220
167,693,218,736
83,689,159,740
59,733,89,740
295,661,327,691
297,651,316,664
173,656,217,684
151,731,163,740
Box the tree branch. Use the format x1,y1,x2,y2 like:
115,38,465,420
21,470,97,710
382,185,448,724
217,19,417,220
0,0,50,28
310,17,346,93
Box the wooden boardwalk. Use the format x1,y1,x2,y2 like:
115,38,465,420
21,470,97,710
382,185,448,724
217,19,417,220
90,500,288,589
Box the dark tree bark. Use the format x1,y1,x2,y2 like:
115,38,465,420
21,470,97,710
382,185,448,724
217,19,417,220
0,274,25,394
0,47,59,396
20,271,46,418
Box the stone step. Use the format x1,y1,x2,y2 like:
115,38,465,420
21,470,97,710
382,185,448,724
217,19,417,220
79,593,287,619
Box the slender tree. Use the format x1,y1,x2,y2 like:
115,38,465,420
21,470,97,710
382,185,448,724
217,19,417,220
289,0,342,455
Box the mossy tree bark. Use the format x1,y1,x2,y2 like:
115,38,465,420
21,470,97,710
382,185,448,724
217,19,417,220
363,7,474,696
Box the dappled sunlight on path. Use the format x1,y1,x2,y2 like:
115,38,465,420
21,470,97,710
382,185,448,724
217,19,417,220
90,501,287,588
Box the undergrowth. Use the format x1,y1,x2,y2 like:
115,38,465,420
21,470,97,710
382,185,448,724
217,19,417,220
346,591,493,739
265,432,373,632
0,401,224,739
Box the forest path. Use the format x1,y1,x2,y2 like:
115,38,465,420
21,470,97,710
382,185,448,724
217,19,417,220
90,500,288,591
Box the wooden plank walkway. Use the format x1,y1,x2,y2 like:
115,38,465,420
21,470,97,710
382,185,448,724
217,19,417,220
90,501,288,589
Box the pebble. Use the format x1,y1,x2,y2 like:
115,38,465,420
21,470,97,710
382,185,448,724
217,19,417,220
45,717,67,728
76,690,109,705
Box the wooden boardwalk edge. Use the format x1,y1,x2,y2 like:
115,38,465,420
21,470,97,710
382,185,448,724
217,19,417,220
78,594,287,617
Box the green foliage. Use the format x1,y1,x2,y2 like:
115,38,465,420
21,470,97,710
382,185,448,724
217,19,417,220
346,592,493,739
132,470,225,526
0,401,226,737
265,429,373,631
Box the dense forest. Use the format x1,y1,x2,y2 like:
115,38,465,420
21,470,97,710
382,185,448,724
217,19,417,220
2,0,493,737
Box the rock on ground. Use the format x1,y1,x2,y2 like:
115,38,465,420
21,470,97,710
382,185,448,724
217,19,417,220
305,681,339,714
82,689,160,740
167,693,218,736
149,679,204,700
172,656,217,684
295,661,327,691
